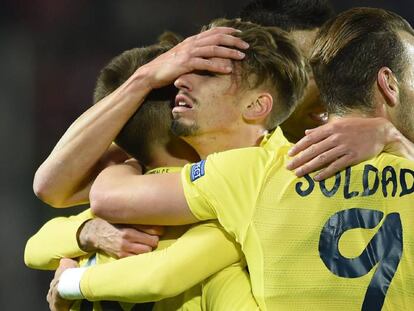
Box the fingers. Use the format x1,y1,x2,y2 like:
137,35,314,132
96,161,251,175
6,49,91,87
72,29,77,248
175,27,248,73
186,58,233,74
287,136,338,173
189,27,241,42
314,154,356,181
117,243,153,258
288,117,392,181
119,227,160,248
293,146,348,178
288,125,331,157
47,279,56,306
195,26,241,36
192,45,245,61
108,227,160,258
92,221,160,258
193,31,249,50
47,278,63,311
143,26,249,88
176,45,245,74
131,224,165,236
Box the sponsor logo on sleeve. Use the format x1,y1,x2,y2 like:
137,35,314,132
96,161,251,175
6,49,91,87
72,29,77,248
190,160,206,182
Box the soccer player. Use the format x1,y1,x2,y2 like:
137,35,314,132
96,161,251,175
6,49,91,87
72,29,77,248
29,36,253,310
44,18,306,309
55,10,414,310
240,0,335,143
240,0,414,180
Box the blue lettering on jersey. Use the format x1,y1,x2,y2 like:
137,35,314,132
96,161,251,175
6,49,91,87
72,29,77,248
319,208,403,311
295,164,414,198
190,160,206,182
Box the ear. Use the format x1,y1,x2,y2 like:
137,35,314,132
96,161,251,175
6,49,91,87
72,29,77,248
243,93,273,122
377,67,399,107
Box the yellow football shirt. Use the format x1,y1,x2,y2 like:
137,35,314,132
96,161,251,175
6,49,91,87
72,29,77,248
182,127,414,311
201,261,259,311
26,166,246,310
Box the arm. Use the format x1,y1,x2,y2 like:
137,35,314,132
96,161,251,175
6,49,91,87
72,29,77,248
91,148,266,227
58,222,242,303
47,259,78,311
24,210,92,270
24,209,161,270
34,27,247,208
286,117,414,181
201,263,259,311
90,163,197,225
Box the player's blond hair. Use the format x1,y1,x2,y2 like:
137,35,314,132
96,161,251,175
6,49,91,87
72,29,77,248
203,18,308,129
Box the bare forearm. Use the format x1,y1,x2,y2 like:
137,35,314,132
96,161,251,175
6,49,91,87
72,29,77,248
34,27,247,207
33,72,152,207
90,165,197,225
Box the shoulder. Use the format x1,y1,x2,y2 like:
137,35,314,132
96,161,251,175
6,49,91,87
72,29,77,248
207,146,275,169
372,153,414,169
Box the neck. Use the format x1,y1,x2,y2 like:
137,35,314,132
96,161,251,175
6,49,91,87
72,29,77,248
329,108,382,121
279,127,302,144
146,139,199,171
183,125,267,159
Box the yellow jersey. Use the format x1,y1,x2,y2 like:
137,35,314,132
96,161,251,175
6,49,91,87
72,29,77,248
182,127,414,311
25,166,245,310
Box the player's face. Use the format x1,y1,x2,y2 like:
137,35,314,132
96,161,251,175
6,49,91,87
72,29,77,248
280,28,328,142
172,58,244,138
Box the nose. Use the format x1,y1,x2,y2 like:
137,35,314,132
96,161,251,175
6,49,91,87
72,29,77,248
174,74,192,92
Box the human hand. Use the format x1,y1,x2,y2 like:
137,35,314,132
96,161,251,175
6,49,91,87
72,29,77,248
140,26,249,89
286,117,392,181
47,258,78,311
78,218,163,258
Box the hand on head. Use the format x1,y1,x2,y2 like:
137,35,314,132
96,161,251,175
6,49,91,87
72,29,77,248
141,27,249,89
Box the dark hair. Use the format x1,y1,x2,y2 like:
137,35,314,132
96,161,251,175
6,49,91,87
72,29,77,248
203,18,308,128
311,7,414,115
239,0,335,30
93,33,180,166
93,32,180,103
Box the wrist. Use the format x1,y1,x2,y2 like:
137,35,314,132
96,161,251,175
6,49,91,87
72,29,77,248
77,219,98,252
129,65,155,93
58,267,87,300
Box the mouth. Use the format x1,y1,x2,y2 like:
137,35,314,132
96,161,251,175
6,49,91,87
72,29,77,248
172,93,194,113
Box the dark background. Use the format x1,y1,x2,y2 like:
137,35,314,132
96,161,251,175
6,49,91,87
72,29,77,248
1,1,412,309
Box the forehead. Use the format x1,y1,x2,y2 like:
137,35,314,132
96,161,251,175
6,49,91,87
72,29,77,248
399,31,414,59
399,31,414,76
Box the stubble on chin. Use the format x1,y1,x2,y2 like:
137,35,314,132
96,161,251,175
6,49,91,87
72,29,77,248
171,119,199,137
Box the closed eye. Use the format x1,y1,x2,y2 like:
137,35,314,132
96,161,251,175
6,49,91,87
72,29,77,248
193,70,216,77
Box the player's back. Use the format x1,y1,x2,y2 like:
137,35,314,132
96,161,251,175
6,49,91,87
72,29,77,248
253,150,414,310
183,129,414,310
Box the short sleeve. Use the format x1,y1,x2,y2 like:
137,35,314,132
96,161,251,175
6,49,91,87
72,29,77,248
181,147,274,242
